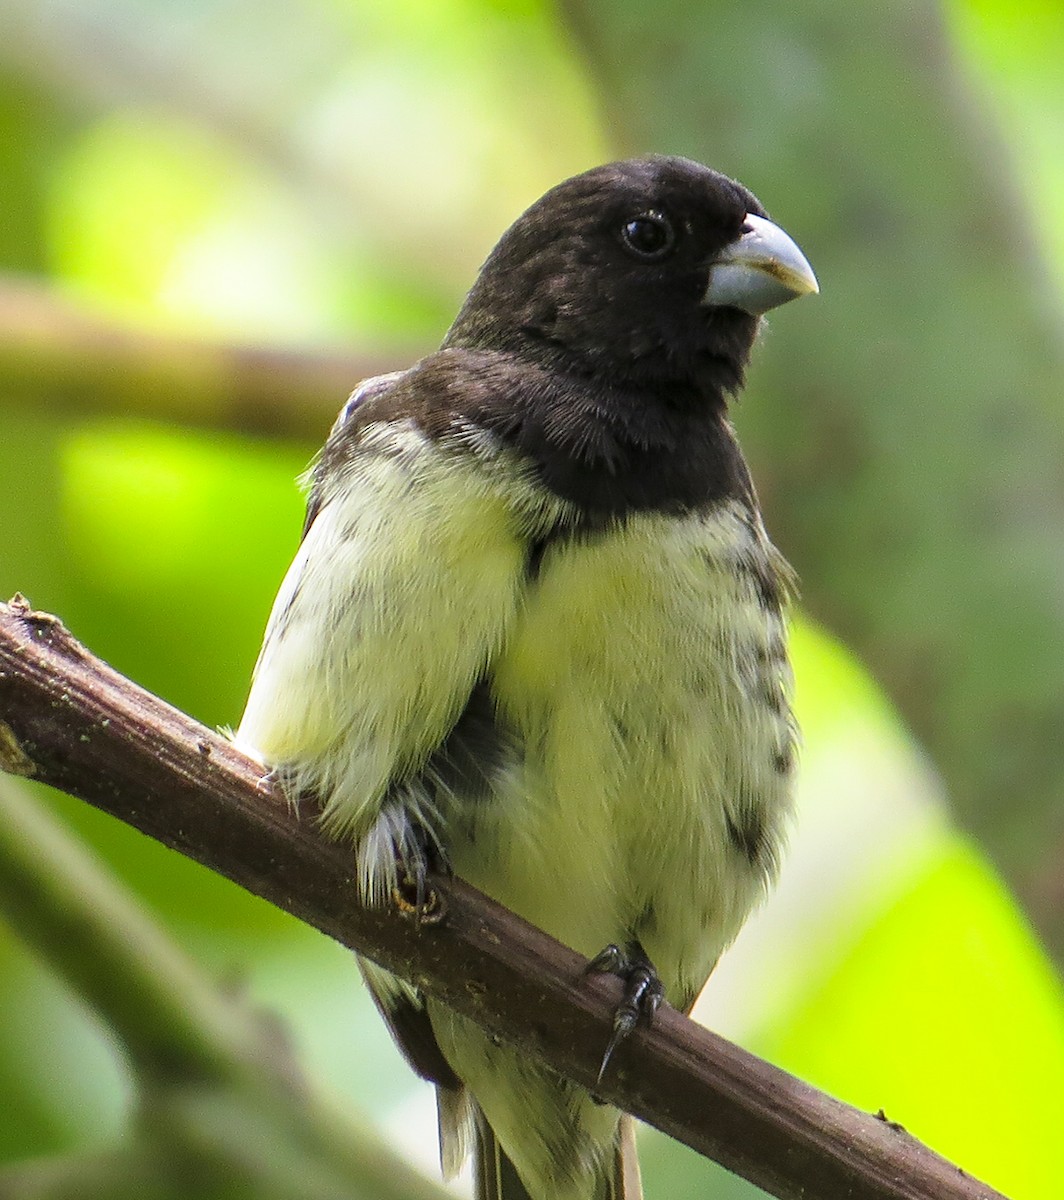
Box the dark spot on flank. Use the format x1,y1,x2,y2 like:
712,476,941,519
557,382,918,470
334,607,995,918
737,554,785,613
754,634,787,665
773,745,794,774
726,807,767,868
632,901,657,938
611,716,632,746
759,680,785,716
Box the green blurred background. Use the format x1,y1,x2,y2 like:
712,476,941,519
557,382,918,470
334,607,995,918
1,0,1063,1196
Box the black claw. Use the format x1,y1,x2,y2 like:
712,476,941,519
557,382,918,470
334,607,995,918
586,940,665,1083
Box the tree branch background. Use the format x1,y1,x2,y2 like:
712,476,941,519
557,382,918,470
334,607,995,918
0,1,1062,1198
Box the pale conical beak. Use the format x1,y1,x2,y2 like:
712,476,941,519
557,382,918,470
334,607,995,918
704,213,819,315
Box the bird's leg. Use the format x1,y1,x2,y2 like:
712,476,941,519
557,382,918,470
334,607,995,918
585,939,664,1083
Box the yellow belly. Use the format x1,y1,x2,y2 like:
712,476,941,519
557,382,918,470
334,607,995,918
447,501,795,1008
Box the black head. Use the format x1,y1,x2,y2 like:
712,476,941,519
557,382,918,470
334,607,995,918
443,156,815,400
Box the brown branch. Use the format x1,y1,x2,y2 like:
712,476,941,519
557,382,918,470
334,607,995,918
0,275,426,438
0,595,1005,1200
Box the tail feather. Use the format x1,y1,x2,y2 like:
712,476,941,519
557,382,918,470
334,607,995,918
474,1110,536,1200
437,1083,476,1181
470,1109,642,1200
610,1116,642,1200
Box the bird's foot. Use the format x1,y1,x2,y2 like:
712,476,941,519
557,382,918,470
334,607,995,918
392,823,450,926
585,941,664,1084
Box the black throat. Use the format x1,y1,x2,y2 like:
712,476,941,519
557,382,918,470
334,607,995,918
321,338,758,525
396,344,759,518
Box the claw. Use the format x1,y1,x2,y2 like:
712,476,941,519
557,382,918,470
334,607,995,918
392,872,446,925
391,822,450,926
586,940,665,1083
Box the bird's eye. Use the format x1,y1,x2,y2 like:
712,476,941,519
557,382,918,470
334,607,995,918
619,211,675,261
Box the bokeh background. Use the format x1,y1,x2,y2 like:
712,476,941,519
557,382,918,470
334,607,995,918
1,0,1063,1197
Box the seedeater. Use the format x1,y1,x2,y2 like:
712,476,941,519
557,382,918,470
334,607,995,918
235,155,817,1200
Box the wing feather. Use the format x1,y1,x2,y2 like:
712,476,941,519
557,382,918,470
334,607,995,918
234,409,528,899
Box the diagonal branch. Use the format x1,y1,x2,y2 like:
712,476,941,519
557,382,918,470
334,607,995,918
0,596,1006,1200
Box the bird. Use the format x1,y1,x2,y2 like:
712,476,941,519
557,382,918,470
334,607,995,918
234,155,818,1200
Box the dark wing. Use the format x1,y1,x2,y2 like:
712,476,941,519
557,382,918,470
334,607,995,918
358,959,460,1089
